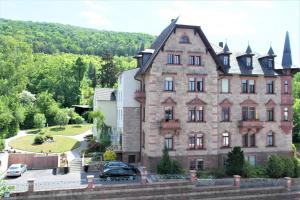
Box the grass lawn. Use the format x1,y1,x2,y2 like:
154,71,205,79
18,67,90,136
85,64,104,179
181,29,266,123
9,135,80,153
26,124,92,136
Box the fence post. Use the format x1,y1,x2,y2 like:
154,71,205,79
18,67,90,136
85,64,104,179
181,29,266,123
27,178,35,192
141,166,148,184
87,175,94,190
284,177,292,192
233,175,241,188
190,170,197,183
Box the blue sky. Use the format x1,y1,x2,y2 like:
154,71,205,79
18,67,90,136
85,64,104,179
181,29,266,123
0,0,299,66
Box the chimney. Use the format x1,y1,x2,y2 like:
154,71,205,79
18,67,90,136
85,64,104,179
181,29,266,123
219,42,223,48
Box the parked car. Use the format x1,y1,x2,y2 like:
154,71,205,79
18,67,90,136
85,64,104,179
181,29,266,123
100,167,136,179
104,161,137,172
6,164,27,177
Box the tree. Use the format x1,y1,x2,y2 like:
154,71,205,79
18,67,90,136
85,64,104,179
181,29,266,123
54,110,69,127
87,62,97,88
293,99,300,142
99,52,119,87
225,146,244,176
0,179,14,198
266,155,285,178
157,147,183,174
33,113,46,130
73,57,86,104
103,149,117,161
19,90,36,105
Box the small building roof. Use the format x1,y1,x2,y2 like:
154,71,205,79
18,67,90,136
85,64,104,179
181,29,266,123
94,88,116,101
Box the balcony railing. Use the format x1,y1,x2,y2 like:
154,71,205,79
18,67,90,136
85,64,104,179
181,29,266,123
160,119,180,130
134,90,146,103
238,120,263,128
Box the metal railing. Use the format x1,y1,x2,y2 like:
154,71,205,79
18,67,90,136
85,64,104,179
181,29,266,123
197,178,234,187
240,178,285,188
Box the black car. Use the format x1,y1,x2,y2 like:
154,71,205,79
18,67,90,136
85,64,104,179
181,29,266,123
100,167,136,179
104,161,137,172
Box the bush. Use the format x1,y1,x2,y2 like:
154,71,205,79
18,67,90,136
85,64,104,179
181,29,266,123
294,158,300,177
283,157,295,177
103,149,117,161
266,155,285,178
0,139,4,151
225,147,244,176
44,134,54,141
243,161,256,178
74,115,84,124
157,147,183,174
34,135,44,145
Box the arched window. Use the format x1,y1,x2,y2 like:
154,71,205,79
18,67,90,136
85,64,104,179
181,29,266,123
180,35,190,43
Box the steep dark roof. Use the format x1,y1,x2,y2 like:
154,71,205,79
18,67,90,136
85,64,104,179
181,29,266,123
268,46,275,56
245,44,253,54
135,17,224,77
282,31,292,68
224,43,230,53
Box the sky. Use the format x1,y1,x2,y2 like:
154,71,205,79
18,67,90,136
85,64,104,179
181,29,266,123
0,0,299,66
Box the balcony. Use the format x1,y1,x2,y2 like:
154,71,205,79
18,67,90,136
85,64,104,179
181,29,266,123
160,119,180,130
238,120,263,133
134,90,146,103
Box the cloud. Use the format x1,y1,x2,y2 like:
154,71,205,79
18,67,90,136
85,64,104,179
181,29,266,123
81,0,111,28
158,1,257,37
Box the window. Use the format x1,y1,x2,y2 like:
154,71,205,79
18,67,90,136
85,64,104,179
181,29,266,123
197,160,204,170
188,78,195,91
180,35,190,43
242,80,248,93
188,107,204,122
165,137,173,150
267,80,274,94
267,108,274,121
284,80,289,94
164,106,173,121
249,80,255,93
188,135,204,149
174,55,180,64
268,58,273,68
195,56,201,66
242,107,256,121
246,155,256,166
267,132,274,146
242,134,255,147
284,107,289,121
188,56,195,65
128,155,136,163
164,77,173,91
222,132,230,147
224,56,229,66
246,57,251,67
167,54,174,64
142,131,145,148
188,77,204,92
221,107,230,122
221,79,229,93
189,160,196,170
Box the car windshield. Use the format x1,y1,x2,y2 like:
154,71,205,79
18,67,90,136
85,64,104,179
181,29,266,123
9,166,20,170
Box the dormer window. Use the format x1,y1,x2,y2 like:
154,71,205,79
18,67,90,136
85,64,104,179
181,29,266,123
246,57,252,67
268,58,273,68
180,34,190,43
224,56,229,66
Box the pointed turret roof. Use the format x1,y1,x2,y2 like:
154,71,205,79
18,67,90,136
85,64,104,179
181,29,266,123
268,46,275,55
281,31,292,68
246,44,252,54
224,43,230,53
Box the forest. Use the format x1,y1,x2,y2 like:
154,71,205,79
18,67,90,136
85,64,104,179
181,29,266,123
1,18,300,149
0,19,155,148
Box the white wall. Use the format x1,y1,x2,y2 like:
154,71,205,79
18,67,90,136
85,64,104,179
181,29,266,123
0,152,8,175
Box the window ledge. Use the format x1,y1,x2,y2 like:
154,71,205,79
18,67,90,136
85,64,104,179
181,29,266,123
265,93,276,95
266,145,276,148
220,120,231,123
240,92,257,94
220,146,231,149
187,148,206,151
242,146,258,148
187,91,206,93
163,90,176,93
220,92,232,94
166,64,182,66
264,120,277,122
187,64,203,67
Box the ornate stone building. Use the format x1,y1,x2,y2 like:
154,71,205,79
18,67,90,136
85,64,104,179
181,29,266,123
133,17,299,171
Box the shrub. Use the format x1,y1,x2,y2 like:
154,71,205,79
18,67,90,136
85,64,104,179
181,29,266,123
266,155,285,178
34,135,44,145
33,113,46,130
103,149,117,161
54,110,69,127
44,134,54,141
283,157,295,177
225,147,244,176
294,158,300,178
243,161,256,178
0,139,4,151
157,147,183,174
74,115,84,124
